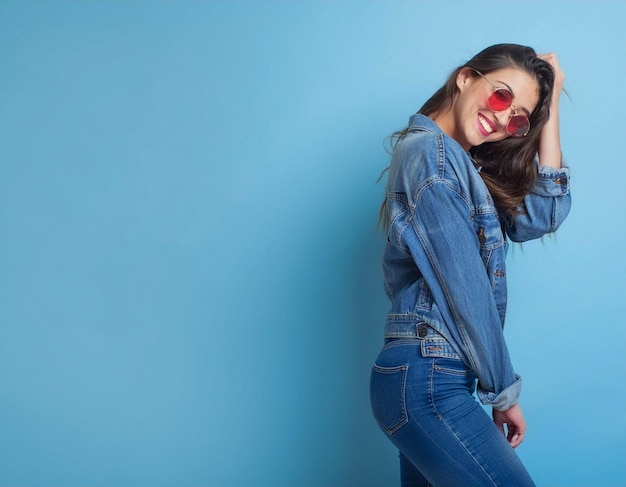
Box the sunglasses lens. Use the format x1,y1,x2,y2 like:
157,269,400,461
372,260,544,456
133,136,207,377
489,89,512,111
507,115,530,137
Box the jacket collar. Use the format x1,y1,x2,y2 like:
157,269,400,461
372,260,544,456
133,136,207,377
407,113,443,134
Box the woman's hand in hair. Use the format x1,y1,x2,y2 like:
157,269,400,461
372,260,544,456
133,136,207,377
537,52,564,169
538,52,565,97
493,403,527,449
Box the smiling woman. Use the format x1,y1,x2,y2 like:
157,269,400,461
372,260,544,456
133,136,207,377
436,66,539,148
370,44,571,487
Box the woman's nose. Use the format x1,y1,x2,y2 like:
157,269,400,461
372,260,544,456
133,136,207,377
493,108,513,129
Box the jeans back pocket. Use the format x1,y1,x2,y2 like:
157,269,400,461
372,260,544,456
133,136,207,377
370,363,409,435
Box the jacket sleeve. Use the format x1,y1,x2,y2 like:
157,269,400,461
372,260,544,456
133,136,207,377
403,177,521,410
504,161,571,242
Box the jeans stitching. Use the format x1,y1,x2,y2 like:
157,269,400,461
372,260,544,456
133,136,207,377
428,358,498,487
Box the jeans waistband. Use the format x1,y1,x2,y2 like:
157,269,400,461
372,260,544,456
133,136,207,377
384,316,462,360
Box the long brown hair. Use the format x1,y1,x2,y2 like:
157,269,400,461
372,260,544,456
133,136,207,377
380,44,555,225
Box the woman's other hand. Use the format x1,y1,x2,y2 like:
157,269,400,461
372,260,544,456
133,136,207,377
493,403,527,449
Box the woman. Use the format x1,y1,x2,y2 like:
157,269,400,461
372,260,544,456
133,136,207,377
369,44,570,486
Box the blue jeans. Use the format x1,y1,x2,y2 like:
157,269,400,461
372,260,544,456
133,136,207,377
369,327,535,487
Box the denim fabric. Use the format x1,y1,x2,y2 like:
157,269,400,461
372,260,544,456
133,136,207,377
380,114,571,410
370,329,536,486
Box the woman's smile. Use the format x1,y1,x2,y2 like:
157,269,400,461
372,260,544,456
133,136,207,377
477,113,497,136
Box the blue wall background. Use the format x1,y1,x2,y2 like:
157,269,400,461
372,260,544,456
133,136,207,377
1,1,624,486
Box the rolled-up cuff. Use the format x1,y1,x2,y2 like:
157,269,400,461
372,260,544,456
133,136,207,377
477,374,522,411
533,159,570,197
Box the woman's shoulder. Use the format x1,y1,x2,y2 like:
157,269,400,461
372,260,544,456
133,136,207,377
396,128,441,158
394,130,470,178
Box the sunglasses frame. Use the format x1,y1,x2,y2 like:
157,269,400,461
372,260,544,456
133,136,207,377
471,69,531,137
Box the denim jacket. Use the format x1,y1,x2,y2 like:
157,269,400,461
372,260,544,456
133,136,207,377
382,114,571,411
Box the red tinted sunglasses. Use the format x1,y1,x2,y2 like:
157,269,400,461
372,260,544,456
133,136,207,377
472,69,531,137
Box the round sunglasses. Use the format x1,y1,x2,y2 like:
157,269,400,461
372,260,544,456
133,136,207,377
472,69,531,137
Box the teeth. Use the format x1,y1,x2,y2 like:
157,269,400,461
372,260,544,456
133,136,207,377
479,115,493,133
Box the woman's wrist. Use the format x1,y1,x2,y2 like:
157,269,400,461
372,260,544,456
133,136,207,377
538,120,562,169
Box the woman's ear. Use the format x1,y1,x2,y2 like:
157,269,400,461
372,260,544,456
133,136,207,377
456,68,473,91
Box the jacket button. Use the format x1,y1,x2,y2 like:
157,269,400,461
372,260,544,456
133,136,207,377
417,324,428,338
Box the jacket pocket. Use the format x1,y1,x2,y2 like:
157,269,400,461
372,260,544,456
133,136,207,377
474,210,504,266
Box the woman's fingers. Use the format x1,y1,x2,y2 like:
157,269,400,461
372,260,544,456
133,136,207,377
538,52,565,93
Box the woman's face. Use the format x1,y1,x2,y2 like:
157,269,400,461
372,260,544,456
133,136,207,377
449,66,539,150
